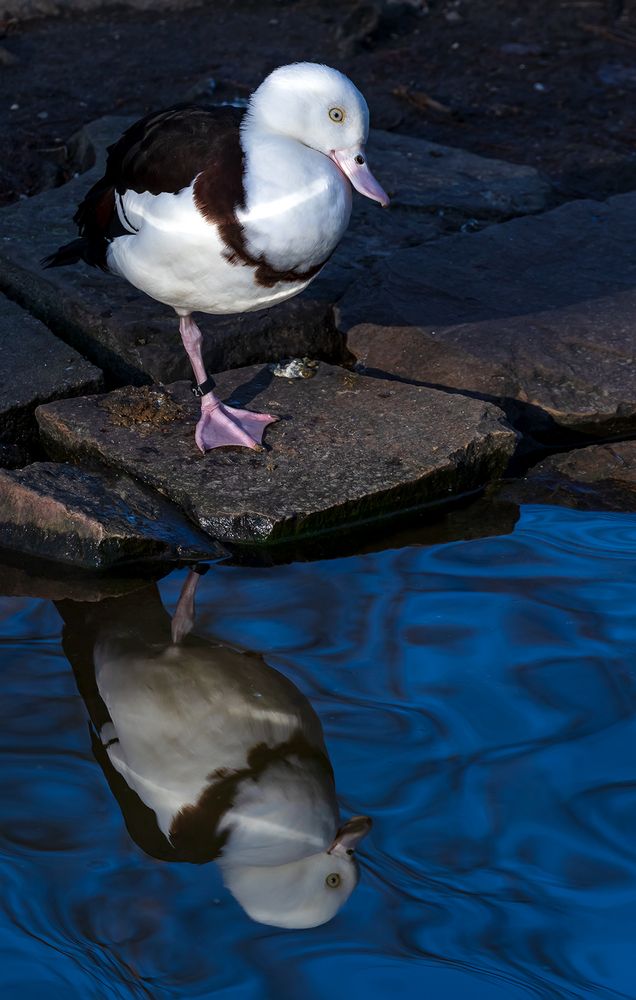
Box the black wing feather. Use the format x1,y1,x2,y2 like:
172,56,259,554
42,104,244,271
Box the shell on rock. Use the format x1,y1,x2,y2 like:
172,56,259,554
268,358,320,379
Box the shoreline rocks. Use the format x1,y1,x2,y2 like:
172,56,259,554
495,441,636,513
35,364,517,547
0,293,102,467
341,193,636,443
0,462,225,568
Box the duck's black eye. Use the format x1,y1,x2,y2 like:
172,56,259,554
329,107,345,123
325,873,341,888
354,154,365,165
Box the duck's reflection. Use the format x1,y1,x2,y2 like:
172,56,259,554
56,570,370,929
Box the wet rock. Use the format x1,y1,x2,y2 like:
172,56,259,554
341,194,636,442
0,114,550,385
0,293,102,465
35,364,516,547
495,442,636,512
0,462,225,568
248,493,522,567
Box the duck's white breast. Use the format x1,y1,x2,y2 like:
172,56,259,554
238,133,352,271
106,134,351,317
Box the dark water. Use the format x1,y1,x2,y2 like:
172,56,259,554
1,504,635,1000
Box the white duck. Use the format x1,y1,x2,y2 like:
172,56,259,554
57,570,370,929
44,63,389,453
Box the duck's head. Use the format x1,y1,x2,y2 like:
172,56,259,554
245,62,389,207
221,815,372,929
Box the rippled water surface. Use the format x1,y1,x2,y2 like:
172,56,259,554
1,504,635,999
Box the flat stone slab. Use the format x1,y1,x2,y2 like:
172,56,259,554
0,462,225,568
0,293,102,465
496,441,636,512
35,365,517,546
364,128,550,220
0,115,550,385
341,194,636,441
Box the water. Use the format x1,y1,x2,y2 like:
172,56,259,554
1,504,635,999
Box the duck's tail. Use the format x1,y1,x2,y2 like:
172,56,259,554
41,237,94,269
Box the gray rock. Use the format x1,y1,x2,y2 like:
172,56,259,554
0,293,102,465
341,194,636,441
364,128,550,219
0,114,550,385
35,365,517,547
0,462,225,568
307,128,551,306
495,441,636,512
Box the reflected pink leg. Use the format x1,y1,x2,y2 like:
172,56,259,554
179,314,278,452
171,568,200,644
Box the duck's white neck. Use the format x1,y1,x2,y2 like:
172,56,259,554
237,123,352,274
218,760,338,868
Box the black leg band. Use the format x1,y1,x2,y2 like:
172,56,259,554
191,375,216,398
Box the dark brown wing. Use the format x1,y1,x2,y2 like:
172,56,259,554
76,103,244,234
43,105,245,271
100,105,243,198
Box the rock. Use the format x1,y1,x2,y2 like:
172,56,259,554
35,365,517,547
0,114,550,385
341,194,636,442
311,128,551,306
0,293,102,465
364,129,551,218
495,442,636,512
0,462,226,569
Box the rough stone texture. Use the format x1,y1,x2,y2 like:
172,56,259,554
341,194,636,442
35,364,517,546
0,292,102,466
0,462,226,568
308,128,551,306
0,115,550,384
365,128,550,219
495,441,636,512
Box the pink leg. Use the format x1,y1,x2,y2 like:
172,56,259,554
179,314,278,452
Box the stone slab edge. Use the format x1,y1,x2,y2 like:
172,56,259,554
35,381,518,546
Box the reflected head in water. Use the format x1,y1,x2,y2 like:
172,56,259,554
56,569,370,929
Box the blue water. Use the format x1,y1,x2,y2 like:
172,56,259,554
1,504,635,999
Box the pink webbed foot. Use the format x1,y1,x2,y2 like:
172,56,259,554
195,401,278,453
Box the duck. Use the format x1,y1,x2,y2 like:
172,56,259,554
56,569,371,929
43,63,389,453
